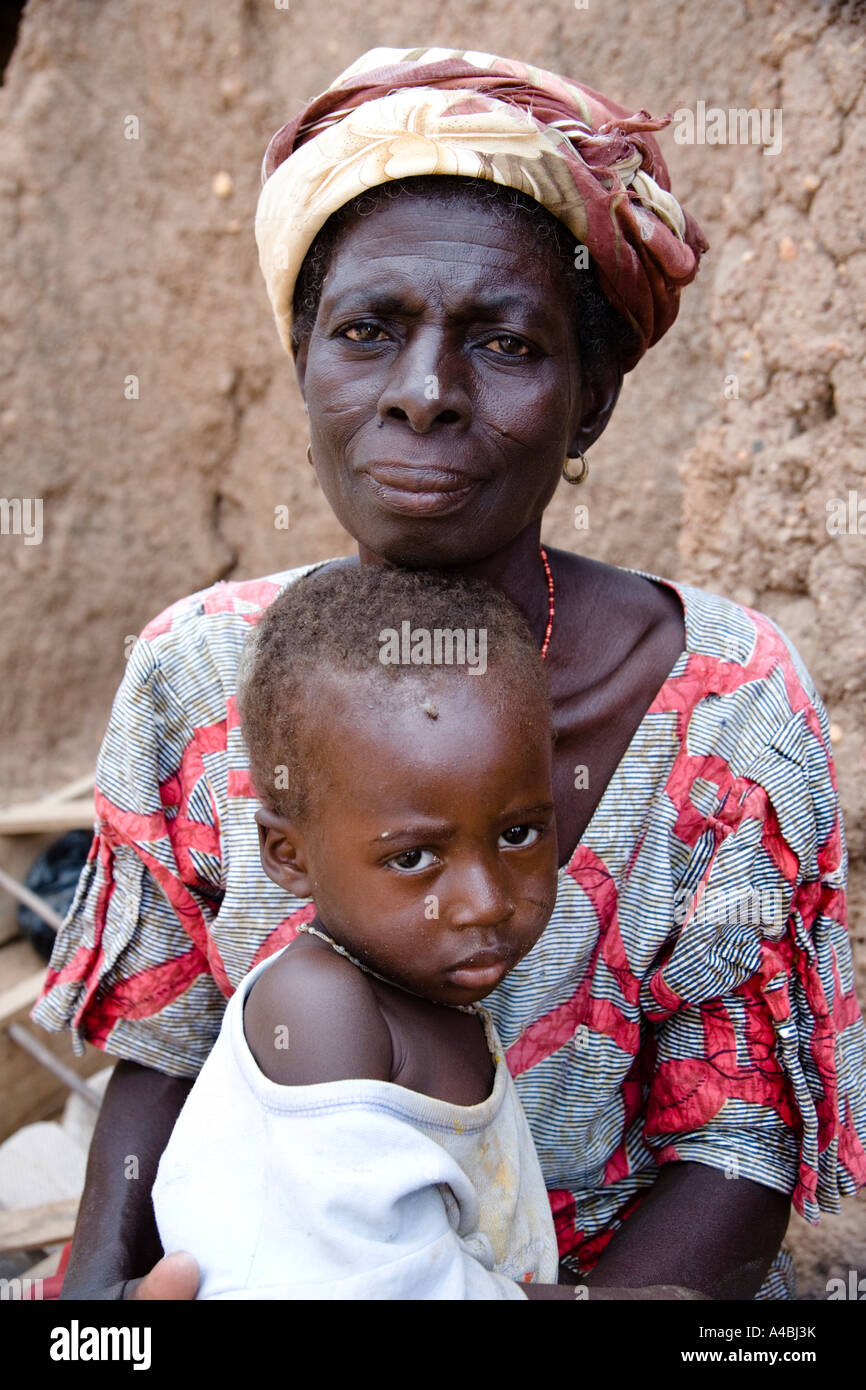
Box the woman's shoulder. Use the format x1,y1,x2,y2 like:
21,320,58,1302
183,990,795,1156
560,553,821,719
119,558,344,708
610,561,822,710
572,559,833,814
621,570,838,837
664,576,814,687
138,559,339,653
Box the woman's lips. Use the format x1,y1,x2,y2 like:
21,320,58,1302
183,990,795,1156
363,462,483,517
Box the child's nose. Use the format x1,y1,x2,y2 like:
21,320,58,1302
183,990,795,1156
448,859,516,930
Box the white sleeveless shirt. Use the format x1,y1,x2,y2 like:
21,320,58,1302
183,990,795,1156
153,946,560,1299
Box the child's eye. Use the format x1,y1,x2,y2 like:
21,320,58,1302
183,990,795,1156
387,848,438,873
499,825,542,848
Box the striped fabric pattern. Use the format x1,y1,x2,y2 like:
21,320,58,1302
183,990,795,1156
32,560,866,1299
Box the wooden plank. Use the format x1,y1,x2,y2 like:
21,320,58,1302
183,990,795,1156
0,968,46,1025
0,865,64,930
0,836,55,944
0,956,114,1143
0,939,46,993
8,1025,102,1108
49,773,96,804
0,800,95,835
0,915,20,949
0,1198,78,1254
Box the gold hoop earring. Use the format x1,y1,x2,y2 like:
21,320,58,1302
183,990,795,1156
562,452,589,485
306,444,314,467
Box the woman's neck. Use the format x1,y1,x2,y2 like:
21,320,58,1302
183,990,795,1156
357,522,553,655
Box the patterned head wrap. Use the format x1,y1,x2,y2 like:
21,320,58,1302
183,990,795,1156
255,46,708,371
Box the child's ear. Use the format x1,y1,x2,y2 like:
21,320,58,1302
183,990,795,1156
255,807,314,898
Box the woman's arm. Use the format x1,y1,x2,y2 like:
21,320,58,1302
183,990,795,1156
60,1060,198,1300
523,1162,787,1300
583,1161,790,1298
30,605,245,1298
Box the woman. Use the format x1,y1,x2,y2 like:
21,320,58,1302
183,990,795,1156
34,46,866,1301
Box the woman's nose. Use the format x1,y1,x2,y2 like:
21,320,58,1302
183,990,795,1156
377,330,471,432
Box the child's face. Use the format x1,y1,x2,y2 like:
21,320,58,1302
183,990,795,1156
260,671,558,1007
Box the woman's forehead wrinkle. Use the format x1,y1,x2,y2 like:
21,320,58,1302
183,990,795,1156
324,208,553,289
322,247,559,326
328,241,540,277
325,281,551,327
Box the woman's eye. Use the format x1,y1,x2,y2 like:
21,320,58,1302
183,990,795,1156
486,335,531,357
341,321,386,342
388,848,438,873
499,825,541,848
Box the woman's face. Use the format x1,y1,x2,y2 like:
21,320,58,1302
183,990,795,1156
293,192,616,568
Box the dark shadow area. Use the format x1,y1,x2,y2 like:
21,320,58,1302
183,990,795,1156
0,0,26,85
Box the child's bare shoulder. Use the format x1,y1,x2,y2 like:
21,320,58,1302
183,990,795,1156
242,938,393,1087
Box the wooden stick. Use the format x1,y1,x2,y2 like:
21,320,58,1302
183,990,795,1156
7,1025,102,1108
48,772,96,804
0,800,95,835
0,864,64,930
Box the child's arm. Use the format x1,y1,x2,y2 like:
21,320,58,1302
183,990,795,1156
243,941,394,1086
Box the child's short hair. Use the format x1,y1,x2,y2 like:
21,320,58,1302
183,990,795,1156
237,563,552,821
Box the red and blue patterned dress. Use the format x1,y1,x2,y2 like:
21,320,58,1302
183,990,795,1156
32,560,866,1298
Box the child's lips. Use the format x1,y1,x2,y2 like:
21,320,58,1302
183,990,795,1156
445,948,514,989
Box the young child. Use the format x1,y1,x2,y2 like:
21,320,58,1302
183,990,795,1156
152,563,561,1298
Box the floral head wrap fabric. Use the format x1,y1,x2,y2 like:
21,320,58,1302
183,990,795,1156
255,46,708,371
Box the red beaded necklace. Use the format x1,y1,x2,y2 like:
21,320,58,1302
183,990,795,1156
539,545,555,661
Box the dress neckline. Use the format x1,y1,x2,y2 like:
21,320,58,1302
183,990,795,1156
554,565,691,875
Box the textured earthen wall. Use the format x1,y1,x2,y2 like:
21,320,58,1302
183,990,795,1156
1,0,863,1295
673,3,866,1297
